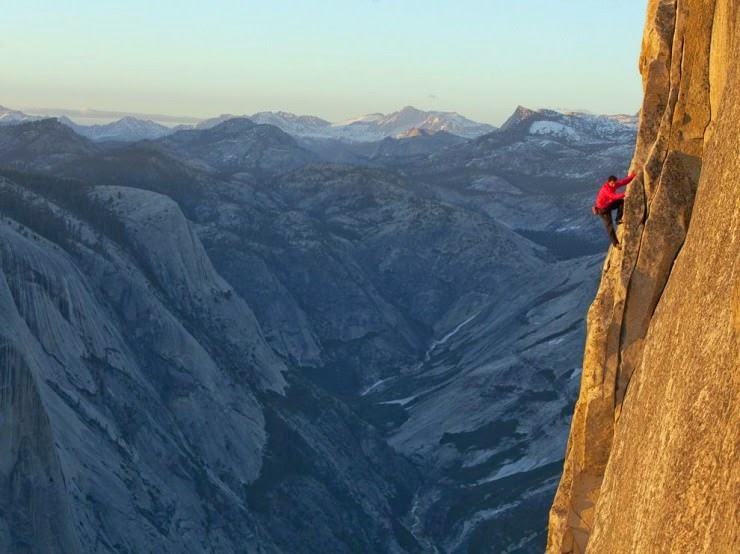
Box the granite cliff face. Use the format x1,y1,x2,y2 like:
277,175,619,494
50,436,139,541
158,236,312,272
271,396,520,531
547,1,739,552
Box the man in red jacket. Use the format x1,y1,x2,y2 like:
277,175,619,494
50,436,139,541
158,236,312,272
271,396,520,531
592,172,636,248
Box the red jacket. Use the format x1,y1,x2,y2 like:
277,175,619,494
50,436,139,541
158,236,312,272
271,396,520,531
594,174,635,209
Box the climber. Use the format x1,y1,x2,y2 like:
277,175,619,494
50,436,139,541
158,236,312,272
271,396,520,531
592,172,636,249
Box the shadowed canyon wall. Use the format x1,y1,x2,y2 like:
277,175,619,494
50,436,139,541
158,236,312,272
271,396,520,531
547,0,739,552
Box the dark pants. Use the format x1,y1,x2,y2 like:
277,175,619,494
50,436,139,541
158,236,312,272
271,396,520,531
597,199,624,246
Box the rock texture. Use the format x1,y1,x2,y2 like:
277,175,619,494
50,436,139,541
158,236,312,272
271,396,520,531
547,1,739,552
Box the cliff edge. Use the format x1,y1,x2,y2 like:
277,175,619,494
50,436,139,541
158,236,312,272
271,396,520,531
547,0,739,552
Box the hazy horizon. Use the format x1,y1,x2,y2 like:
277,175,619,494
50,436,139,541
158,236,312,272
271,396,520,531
3,102,640,129
2,1,646,126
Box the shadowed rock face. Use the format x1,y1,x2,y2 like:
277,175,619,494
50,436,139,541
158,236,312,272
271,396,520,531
547,1,739,552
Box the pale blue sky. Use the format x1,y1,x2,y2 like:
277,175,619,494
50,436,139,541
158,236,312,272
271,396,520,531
1,1,646,125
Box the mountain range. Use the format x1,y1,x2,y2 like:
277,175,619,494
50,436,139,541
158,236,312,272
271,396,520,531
0,104,636,552
167,106,497,142
302,106,496,140
1,104,637,151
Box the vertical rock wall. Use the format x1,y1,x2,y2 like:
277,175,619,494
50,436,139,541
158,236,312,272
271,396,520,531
547,0,739,552
0,285,81,553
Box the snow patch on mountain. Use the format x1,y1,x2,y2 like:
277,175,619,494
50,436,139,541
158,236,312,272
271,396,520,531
529,121,579,139
425,312,479,360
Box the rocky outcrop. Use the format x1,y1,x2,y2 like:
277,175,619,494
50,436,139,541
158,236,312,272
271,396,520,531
547,1,739,552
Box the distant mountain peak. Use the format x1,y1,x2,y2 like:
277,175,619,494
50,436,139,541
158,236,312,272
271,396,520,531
57,115,173,142
209,116,256,132
500,106,540,130
24,117,68,131
0,117,97,170
327,107,495,141
0,106,43,127
118,115,146,123
495,106,638,145
16,118,94,144
250,111,332,130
